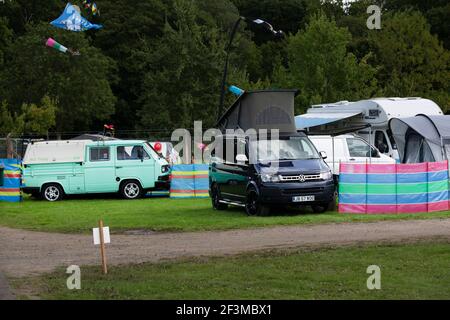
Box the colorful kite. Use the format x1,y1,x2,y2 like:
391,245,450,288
83,0,100,16
51,3,102,31
46,38,80,56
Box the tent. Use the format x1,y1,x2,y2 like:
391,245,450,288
217,90,298,134
389,114,450,163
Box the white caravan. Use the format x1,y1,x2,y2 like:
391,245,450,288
309,135,396,175
296,98,444,160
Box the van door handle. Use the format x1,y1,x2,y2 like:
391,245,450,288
349,158,355,161
116,166,123,169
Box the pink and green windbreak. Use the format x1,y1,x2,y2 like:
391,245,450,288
339,161,449,214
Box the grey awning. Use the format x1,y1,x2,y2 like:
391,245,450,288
295,112,366,136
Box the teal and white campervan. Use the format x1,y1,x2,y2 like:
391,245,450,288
22,140,171,201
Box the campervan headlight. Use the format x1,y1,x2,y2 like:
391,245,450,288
260,173,280,183
320,170,333,180
161,165,170,173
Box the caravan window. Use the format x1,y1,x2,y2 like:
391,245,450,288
90,147,110,162
0,167,3,186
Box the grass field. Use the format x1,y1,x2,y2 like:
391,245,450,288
0,196,449,233
12,242,450,300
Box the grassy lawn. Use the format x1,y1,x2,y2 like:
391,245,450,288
0,196,449,233
12,242,450,300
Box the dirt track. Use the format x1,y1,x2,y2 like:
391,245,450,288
1,219,449,278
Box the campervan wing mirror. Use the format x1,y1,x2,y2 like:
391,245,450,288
371,148,380,158
320,151,327,160
236,154,248,164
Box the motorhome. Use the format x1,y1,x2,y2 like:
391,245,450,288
22,140,171,201
295,98,443,160
309,135,396,175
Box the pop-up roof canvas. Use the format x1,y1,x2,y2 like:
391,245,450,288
217,90,298,134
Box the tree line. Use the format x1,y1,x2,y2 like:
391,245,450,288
0,0,449,139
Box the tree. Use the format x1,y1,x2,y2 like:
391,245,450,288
0,23,117,134
369,11,450,112
0,96,56,158
90,0,168,130
0,17,12,67
17,96,57,135
137,0,242,131
0,0,62,36
276,13,379,113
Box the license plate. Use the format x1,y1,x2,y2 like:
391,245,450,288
292,196,315,202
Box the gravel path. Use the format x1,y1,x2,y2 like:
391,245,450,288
1,219,449,277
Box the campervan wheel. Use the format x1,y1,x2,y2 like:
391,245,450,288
42,184,64,202
120,180,143,199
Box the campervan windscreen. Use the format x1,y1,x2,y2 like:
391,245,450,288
250,136,320,162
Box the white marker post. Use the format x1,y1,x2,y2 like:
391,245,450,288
93,220,110,274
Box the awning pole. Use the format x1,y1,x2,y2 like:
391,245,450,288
332,136,335,175
369,127,372,164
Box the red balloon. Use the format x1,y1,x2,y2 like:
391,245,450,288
154,142,162,152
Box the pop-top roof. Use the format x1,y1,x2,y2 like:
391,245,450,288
217,90,299,134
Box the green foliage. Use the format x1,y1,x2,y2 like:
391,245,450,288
369,11,450,112
0,96,56,135
0,0,449,135
137,0,228,130
0,23,116,132
277,13,378,113
0,17,12,66
0,101,15,134
17,96,57,135
0,0,62,36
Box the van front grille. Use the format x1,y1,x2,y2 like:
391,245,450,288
279,174,321,182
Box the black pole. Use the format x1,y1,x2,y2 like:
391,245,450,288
217,17,283,122
218,16,245,121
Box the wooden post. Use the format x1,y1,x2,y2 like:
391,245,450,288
98,220,108,274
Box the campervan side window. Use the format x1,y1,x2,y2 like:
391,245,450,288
117,146,150,161
90,147,110,162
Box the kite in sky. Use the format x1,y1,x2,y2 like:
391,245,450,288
251,19,284,37
51,3,102,31
83,0,100,16
46,38,80,56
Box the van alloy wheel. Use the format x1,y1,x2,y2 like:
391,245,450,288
245,191,258,216
122,181,142,199
43,185,62,202
245,188,270,216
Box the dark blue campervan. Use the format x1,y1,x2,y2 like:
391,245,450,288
209,90,335,215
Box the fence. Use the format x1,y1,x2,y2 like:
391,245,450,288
170,164,209,198
339,161,449,214
0,159,22,203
